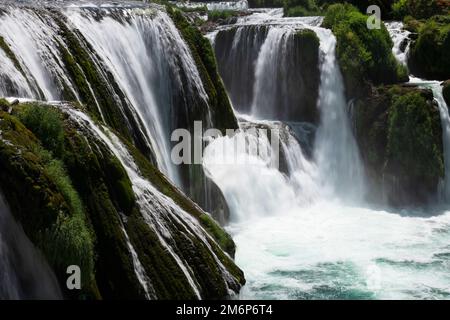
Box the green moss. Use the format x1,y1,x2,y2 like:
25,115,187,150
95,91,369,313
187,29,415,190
283,0,322,17
0,110,96,298
353,85,443,206
443,80,450,106
323,4,408,98
387,91,444,180
122,136,237,257
0,35,25,76
408,19,450,80
16,103,65,157
168,6,238,133
392,0,448,19
208,10,239,22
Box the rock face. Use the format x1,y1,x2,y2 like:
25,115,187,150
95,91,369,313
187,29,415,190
0,102,244,299
408,17,450,80
322,4,408,100
442,80,450,106
214,25,321,124
353,85,444,207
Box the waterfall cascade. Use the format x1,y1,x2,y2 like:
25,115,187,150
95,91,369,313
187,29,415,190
385,22,450,202
204,11,450,299
0,1,243,300
55,102,241,299
0,192,62,299
0,2,213,187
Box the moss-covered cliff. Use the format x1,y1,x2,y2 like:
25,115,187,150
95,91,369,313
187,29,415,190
0,99,244,300
353,85,444,206
408,16,450,80
322,4,408,99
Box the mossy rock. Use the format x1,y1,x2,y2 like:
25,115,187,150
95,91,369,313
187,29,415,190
0,109,97,299
353,84,443,206
291,29,321,123
443,80,450,106
408,18,450,80
167,6,238,133
60,103,244,299
322,4,408,99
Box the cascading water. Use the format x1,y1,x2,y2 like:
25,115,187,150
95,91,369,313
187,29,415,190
313,28,366,200
204,12,450,299
65,8,211,186
385,21,411,66
385,22,450,202
0,192,62,299
0,2,214,188
57,103,240,299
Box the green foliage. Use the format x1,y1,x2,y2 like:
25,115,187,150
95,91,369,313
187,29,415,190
0,110,95,297
409,19,450,80
392,0,447,19
168,6,238,132
283,0,321,17
208,10,238,22
0,98,9,109
17,104,65,157
321,3,359,28
387,91,443,181
403,15,423,32
353,85,444,206
0,36,25,76
322,4,408,98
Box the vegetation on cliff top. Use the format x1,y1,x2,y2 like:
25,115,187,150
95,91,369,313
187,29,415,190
408,16,450,80
322,4,408,98
0,102,96,299
168,6,238,133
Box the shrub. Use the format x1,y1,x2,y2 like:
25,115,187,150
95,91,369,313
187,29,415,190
408,19,450,80
392,0,447,19
208,10,238,22
387,91,443,181
283,0,321,17
322,4,408,98
17,104,65,157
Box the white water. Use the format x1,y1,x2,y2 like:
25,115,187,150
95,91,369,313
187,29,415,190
204,13,450,299
0,8,79,100
0,4,214,187
384,23,450,202
385,21,410,66
409,77,450,201
0,192,62,299
65,8,211,186
59,104,239,299
174,0,249,11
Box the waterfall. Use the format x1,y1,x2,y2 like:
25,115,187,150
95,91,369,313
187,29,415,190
409,77,450,202
0,3,214,188
385,21,410,66
251,28,295,119
313,29,366,200
0,192,62,299
384,23,450,202
204,12,450,299
65,8,211,186
58,103,239,298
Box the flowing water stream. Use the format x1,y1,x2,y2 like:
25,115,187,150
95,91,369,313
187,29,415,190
204,12,450,299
